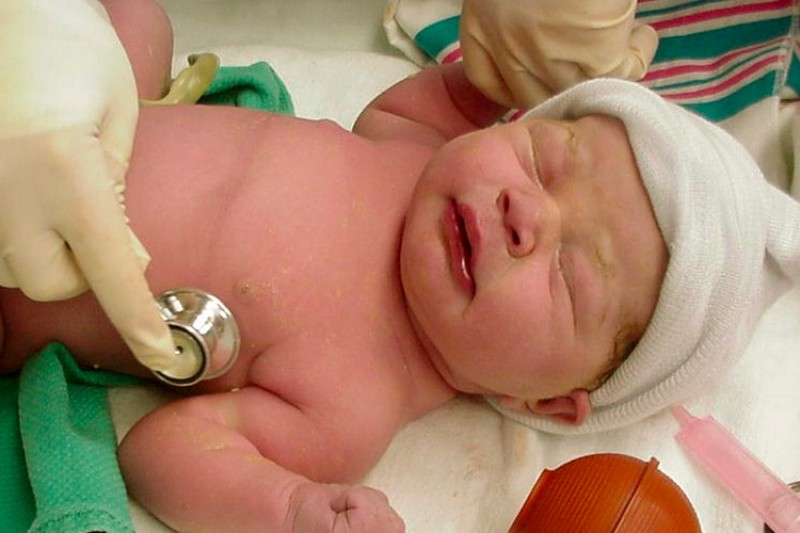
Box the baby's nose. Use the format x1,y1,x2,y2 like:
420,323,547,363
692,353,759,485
497,188,558,258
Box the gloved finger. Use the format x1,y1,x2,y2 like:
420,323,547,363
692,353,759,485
126,227,152,272
69,214,176,372
1,231,89,301
97,132,153,270
606,23,659,81
95,54,153,270
0,263,17,289
495,57,560,109
461,34,517,108
68,210,175,372
55,140,175,372
97,59,139,191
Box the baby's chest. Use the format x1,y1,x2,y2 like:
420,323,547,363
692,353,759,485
137,151,397,298
197,204,413,398
181,185,409,392
203,317,416,439
130,109,420,386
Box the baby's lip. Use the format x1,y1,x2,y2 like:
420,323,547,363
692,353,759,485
443,200,480,296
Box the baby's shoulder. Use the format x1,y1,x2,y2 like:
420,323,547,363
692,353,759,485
227,342,412,478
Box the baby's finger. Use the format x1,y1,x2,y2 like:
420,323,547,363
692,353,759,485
331,486,405,533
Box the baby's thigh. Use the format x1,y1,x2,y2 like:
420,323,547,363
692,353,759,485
100,0,174,100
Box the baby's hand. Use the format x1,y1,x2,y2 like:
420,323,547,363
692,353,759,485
287,482,405,532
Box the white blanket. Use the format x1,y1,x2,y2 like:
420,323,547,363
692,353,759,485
111,1,800,531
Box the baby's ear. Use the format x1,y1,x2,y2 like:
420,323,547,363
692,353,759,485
527,389,592,426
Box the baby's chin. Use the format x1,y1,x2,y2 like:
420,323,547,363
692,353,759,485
396,235,418,313
437,366,506,396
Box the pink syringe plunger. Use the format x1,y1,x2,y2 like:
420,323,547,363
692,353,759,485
672,405,800,533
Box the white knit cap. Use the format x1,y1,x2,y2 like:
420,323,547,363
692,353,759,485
490,78,800,434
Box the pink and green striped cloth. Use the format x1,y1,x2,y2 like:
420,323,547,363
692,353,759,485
385,0,799,121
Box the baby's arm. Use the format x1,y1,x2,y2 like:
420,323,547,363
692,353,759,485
118,387,404,532
354,62,508,146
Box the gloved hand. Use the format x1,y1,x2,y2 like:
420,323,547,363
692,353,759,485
0,0,176,372
460,0,659,108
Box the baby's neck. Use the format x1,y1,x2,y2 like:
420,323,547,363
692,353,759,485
394,300,458,417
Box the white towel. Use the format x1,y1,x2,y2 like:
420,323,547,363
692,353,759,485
491,79,800,434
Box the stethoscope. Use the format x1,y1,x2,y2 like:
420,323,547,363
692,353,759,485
138,56,239,386
151,288,240,387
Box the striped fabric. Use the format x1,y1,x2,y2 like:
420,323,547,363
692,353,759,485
637,0,797,120
415,15,462,63
406,0,799,121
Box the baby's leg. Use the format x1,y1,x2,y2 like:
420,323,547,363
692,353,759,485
100,0,174,101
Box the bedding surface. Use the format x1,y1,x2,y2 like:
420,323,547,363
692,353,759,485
110,1,800,531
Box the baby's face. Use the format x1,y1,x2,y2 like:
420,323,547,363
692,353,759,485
400,115,667,403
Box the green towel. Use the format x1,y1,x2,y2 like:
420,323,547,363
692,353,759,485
0,343,141,533
199,61,295,115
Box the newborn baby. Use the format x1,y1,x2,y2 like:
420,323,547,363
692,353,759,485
4,0,794,531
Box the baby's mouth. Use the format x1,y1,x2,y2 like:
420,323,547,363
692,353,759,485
445,200,476,296
456,208,473,274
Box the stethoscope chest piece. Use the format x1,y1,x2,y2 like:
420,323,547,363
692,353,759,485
154,288,240,387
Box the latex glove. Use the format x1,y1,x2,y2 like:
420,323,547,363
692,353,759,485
0,0,176,372
460,0,659,108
